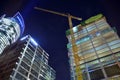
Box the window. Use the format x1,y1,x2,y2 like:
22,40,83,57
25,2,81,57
86,25,96,32
108,40,120,46
23,56,31,65
80,28,87,34
85,55,97,62
80,64,85,69
18,66,28,76
26,48,34,56
76,35,90,44
87,60,99,68
97,47,109,54
24,52,33,61
33,59,40,67
98,51,111,57
35,55,41,65
82,49,94,55
110,43,120,50
15,73,26,80
95,44,107,51
29,74,37,80
81,45,93,51
112,47,120,53
28,44,35,52
21,61,30,71
39,75,46,80
100,55,114,65
101,27,112,35
31,69,38,77
32,63,39,72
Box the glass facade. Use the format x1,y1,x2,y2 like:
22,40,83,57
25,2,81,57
0,12,25,54
0,35,56,80
66,15,120,80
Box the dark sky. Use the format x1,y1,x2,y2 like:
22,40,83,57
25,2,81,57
0,0,120,80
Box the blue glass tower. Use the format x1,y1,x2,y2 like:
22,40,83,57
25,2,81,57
0,12,25,54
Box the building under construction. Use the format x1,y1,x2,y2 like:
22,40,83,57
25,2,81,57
66,14,120,80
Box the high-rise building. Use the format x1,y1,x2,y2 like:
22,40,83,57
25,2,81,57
66,14,120,80
0,35,56,80
0,12,25,54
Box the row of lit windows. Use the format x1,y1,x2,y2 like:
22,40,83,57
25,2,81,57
84,52,119,68
80,19,107,35
68,19,109,41
67,27,115,49
90,39,119,53
76,39,120,56
69,43,120,67
71,53,119,73
80,45,120,62
69,32,118,53
80,54,117,71
68,39,120,60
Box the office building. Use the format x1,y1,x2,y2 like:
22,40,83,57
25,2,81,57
66,14,120,80
0,35,56,80
0,12,25,54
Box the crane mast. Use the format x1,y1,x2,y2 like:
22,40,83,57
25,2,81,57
35,7,83,80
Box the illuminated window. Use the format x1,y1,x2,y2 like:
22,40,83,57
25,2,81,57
108,40,120,46
97,47,109,54
98,51,111,57
95,44,107,51
86,25,96,32
110,43,120,50
73,27,78,32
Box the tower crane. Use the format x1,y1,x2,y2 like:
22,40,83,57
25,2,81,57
34,7,83,80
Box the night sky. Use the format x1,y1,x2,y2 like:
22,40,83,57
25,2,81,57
0,0,120,80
